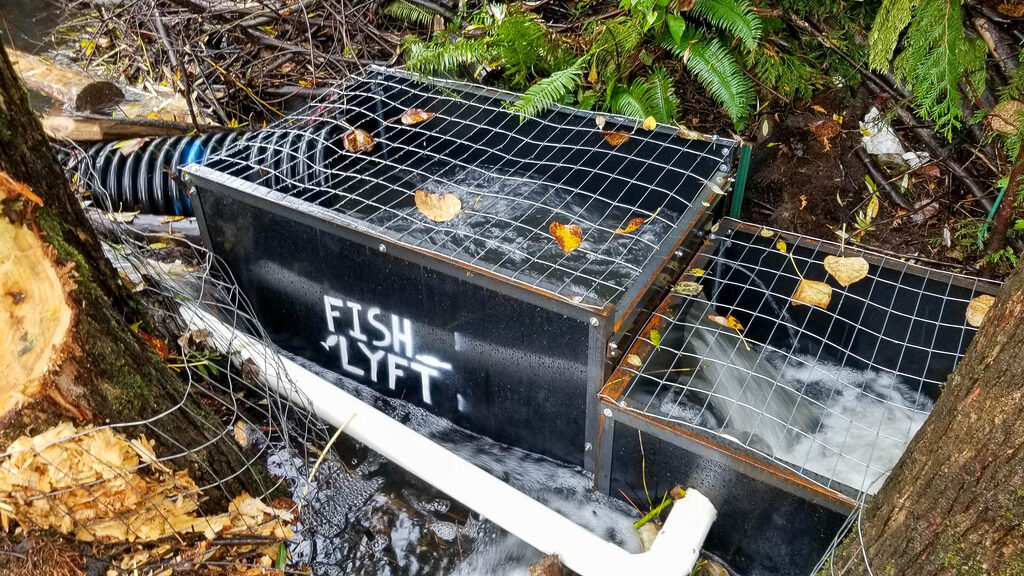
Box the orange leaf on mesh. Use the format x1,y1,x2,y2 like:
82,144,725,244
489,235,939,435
342,128,375,153
549,221,583,254
614,217,647,234
602,130,631,146
401,108,436,125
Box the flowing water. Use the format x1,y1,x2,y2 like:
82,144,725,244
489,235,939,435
349,164,681,306
652,297,931,495
264,355,643,576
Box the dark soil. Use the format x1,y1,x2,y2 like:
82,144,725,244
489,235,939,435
742,87,987,272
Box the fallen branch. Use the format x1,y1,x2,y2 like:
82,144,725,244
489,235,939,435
853,147,914,211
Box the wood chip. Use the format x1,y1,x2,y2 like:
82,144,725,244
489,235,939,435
966,294,995,328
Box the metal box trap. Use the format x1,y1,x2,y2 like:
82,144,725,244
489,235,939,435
182,69,998,575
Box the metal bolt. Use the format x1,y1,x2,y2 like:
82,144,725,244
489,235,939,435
585,442,593,451
719,163,729,171
590,317,600,327
378,243,387,253
721,147,729,156
609,342,618,349
602,408,613,417
187,186,197,197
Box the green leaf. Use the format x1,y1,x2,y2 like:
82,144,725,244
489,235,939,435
1013,219,1024,232
666,13,687,46
275,542,287,570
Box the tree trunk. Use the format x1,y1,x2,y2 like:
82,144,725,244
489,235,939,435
827,266,1024,574
0,41,261,508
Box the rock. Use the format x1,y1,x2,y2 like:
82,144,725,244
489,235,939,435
74,81,124,113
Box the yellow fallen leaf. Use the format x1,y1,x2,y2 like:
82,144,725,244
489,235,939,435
615,217,646,234
233,421,249,447
823,255,870,287
672,281,703,296
776,240,787,254
642,116,657,131
626,354,642,368
706,314,750,350
342,128,375,153
759,228,775,238
792,279,832,309
966,294,995,327
400,108,436,125
688,268,706,276
650,329,661,348
549,221,583,253
596,115,607,129
414,190,462,222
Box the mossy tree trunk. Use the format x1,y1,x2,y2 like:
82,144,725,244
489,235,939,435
827,265,1024,575
0,41,259,506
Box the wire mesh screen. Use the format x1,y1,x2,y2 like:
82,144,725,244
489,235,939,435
201,67,736,308
601,219,1000,498
0,157,333,572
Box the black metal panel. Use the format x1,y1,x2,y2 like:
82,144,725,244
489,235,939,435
609,422,846,576
198,187,591,465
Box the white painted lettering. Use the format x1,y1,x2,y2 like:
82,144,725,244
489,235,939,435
367,307,391,348
410,361,440,405
387,355,409,390
392,315,414,357
358,341,386,383
338,335,364,377
346,301,368,341
324,295,346,332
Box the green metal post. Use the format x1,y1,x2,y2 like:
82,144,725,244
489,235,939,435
730,144,752,219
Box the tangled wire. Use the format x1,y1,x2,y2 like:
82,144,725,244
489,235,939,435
60,0,407,124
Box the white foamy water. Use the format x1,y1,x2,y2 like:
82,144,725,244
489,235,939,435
266,354,642,576
774,358,931,495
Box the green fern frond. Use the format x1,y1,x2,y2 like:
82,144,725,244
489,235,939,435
403,35,489,78
610,83,650,119
383,0,436,27
867,0,915,71
663,29,753,129
509,58,587,118
642,68,678,123
591,16,645,79
691,0,762,52
493,13,550,86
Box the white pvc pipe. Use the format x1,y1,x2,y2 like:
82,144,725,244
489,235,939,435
183,305,716,576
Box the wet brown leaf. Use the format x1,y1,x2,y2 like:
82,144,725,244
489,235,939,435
415,190,462,222
966,294,995,327
106,210,141,223
998,2,1024,17
792,279,832,309
342,128,375,153
139,331,170,359
549,221,584,253
676,124,703,140
823,255,869,287
602,130,631,146
401,108,436,125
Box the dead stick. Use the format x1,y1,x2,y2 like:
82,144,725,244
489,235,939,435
985,148,1024,256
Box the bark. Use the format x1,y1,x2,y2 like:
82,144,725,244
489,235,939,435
0,41,263,508
827,266,1024,574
